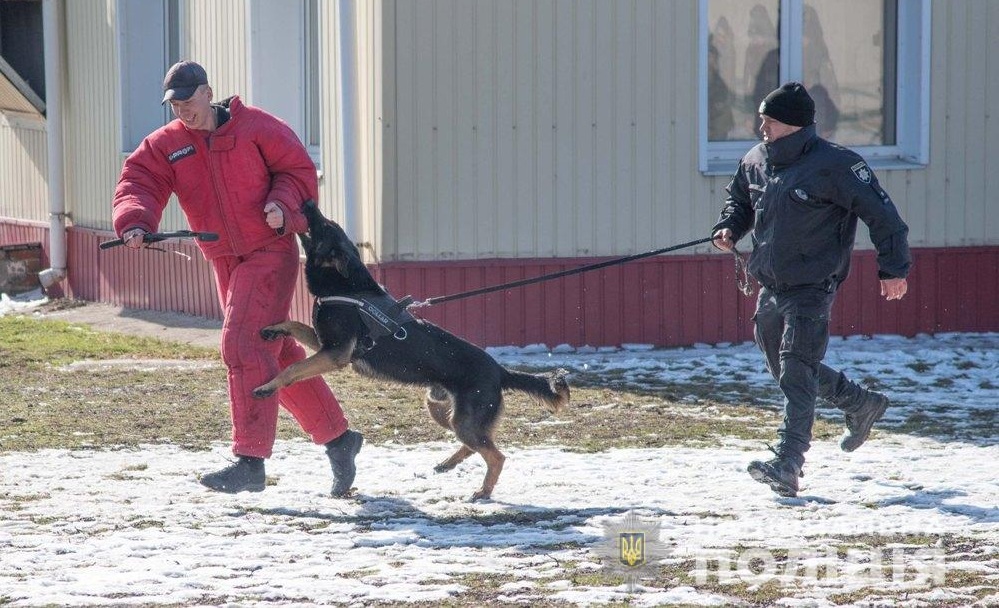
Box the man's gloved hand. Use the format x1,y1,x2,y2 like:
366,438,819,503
122,228,148,249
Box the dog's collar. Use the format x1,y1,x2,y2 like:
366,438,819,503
315,293,415,341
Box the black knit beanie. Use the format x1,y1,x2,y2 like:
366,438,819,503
758,82,815,127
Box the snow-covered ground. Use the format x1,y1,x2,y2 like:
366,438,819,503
1,290,997,606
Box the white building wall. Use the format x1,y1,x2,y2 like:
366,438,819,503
0,114,47,224
184,0,248,104
374,0,760,261
2,0,997,256
62,0,124,234
365,0,997,261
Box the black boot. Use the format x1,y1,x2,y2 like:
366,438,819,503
200,456,265,493
840,391,890,452
325,430,364,497
748,455,802,497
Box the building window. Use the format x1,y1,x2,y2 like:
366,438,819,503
304,0,321,154
700,0,929,174
118,0,181,152
0,0,45,107
248,0,321,167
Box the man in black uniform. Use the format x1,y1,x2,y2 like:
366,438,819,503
712,82,911,497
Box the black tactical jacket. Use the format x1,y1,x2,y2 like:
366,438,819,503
713,124,911,291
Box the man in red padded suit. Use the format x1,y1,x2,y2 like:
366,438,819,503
112,61,363,496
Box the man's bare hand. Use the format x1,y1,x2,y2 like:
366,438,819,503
263,202,285,231
712,228,734,252
880,277,907,301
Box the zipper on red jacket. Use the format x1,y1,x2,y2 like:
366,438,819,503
206,132,239,254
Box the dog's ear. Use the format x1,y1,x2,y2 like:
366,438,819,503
332,256,350,277
325,220,363,278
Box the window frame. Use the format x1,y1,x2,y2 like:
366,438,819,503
247,0,322,169
116,0,182,153
303,0,322,160
698,0,931,175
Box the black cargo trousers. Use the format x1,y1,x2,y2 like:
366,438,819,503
752,284,873,469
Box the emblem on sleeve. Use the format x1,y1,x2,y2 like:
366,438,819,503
167,144,196,164
851,161,872,184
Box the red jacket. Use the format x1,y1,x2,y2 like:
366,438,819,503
112,96,316,259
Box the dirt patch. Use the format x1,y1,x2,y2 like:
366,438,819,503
34,299,222,350
58,359,222,372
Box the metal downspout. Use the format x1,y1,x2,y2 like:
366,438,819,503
39,0,67,291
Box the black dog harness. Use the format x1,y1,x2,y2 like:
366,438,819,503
315,293,416,343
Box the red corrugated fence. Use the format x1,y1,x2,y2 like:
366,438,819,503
3,221,997,348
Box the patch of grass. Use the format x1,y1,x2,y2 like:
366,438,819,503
905,361,935,374
0,315,214,365
826,588,895,605
0,316,809,454
0,365,232,451
0,316,961,457
338,567,380,580
653,559,783,605
893,408,997,441
831,531,940,548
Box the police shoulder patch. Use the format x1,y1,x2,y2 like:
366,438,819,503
851,161,872,184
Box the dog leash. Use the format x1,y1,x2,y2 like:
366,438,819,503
408,237,753,309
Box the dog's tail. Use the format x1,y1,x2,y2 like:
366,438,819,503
501,368,570,413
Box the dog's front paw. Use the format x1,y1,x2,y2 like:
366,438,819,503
259,326,289,341
252,384,277,399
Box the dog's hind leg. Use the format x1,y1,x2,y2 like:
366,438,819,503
467,438,504,502
426,386,477,474
425,384,454,431
260,321,321,352
433,445,474,474
450,388,506,501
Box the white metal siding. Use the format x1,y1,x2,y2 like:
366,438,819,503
1,0,997,256
185,0,248,103
370,0,997,260
62,0,123,233
0,114,47,224
380,0,747,261
317,0,344,222
355,0,387,252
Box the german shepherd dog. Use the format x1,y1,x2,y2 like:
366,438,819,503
253,202,570,500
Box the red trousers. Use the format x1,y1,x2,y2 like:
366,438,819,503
211,236,348,458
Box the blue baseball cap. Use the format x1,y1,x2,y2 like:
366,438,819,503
162,61,208,104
